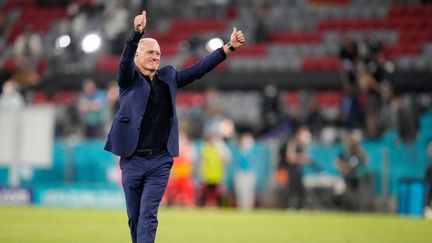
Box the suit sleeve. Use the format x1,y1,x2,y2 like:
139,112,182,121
176,47,226,89
117,31,143,88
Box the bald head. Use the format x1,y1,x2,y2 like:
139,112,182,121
135,38,161,77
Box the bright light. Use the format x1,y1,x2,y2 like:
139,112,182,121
55,35,71,49
81,33,101,53
205,37,223,52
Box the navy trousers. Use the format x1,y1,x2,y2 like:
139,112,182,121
120,152,173,243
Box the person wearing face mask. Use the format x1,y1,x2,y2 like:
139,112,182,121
104,10,245,243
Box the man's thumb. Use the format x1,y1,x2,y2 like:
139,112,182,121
232,27,237,34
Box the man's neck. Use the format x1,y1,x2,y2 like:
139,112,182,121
139,68,156,81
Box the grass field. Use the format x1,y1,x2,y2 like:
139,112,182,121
0,207,431,243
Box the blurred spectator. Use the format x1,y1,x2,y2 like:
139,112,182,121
0,79,25,108
233,131,257,210
10,24,42,87
278,126,312,209
339,81,364,129
203,87,229,138
199,130,231,207
77,78,107,138
338,35,379,130
105,81,119,119
335,131,370,211
186,34,205,58
0,12,12,52
394,95,419,143
358,52,395,138
164,127,197,207
357,63,381,138
13,25,42,69
292,89,319,130
105,81,119,132
204,86,224,112
68,4,90,39
339,33,359,86
261,83,281,133
358,36,382,65
424,139,432,219
251,0,269,43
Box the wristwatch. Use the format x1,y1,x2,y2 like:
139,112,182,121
227,41,235,51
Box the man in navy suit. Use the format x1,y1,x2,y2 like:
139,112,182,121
104,10,245,243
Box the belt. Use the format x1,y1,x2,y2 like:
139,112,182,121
133,147,166,157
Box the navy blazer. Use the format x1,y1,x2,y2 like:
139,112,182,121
104,32,226,157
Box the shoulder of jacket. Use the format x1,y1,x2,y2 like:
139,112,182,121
158,65,176,74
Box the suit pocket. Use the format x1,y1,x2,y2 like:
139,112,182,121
115,113,130,123
119,117,130,123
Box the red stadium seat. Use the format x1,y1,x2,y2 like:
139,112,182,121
283,91,299,108
233,44,267,57
2,57,18,73
384,44,422,59
36,58,49,75
156,42,178,57
147,32,191,43
302,56,340,71
4,0,35,9
54,91,78,105
176,92,206,107
169,18,227,36
317,91,342,107
95,55,120,72
30,90,48,104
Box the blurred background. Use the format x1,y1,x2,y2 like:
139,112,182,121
0,0,432,219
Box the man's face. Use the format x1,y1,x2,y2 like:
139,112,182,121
83,81,96,95
135,39,161,73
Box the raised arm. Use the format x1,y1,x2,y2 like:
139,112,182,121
117,11,147,88
176,27,246,88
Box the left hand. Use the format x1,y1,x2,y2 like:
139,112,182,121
230,27,245,49
134,10,147,33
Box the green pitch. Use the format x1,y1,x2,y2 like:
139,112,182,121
0,207,431,243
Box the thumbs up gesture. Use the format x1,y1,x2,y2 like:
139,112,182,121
134,10,147,33
230,27,246,49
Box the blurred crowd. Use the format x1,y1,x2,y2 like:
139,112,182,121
337,32,421,143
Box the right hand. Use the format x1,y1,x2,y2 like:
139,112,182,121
134,10,147,33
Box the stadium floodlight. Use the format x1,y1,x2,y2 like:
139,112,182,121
55,35,71,49
205,37,223,52
81,33,101,53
